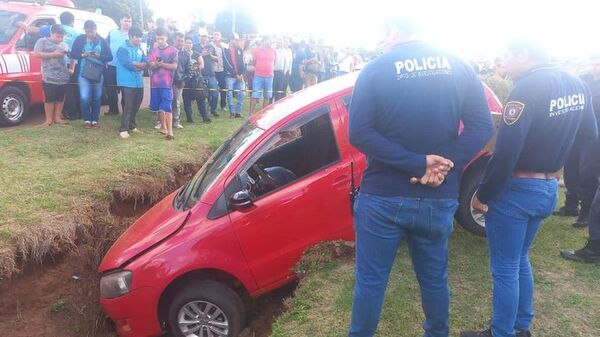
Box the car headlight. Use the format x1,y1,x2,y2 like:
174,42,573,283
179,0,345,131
100,270,132,299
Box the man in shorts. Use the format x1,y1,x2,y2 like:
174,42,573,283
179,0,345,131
249,36,276,115
33,24,72,126
148,28,178,140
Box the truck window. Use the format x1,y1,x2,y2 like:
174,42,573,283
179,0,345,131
0,10,26,44
15,18,55,50
241,106,341,199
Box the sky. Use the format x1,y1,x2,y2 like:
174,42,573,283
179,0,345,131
147,0,600,60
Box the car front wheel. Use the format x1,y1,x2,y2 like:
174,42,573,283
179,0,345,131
0,86,28,126
168,280,245,337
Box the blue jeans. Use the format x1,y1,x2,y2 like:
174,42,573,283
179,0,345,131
79,74,103,123
349,193,459,337
206,76,219,113
226,76,245,115
485,178,558,337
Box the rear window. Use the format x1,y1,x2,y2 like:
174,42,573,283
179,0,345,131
0,10,26,44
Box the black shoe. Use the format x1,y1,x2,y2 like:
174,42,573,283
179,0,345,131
105,111,119,116
553,206,579,217
516,331,532,337
234,114,242,118
460,328,493,337
561,240,600,263
186,119,194,123
202,118,212,124
211,112,220,117
572,214,589,228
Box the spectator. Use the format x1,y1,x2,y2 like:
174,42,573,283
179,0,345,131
338,48,356,75
33,24,72,126
116,26,147,139
243,40,255,92
273,37,293,102
142,19,155,55
249,36,276,115
71,20,112,129
223,33,246,118
105,13,132,115
23,12,81,120
171,32,187,129
182,36,210,123
148,28,178,140
213,31,227,114
303,56,320,88
290,41,307,92
194,33,219,117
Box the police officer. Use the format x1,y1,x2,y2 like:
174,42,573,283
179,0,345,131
570,55,600,228
561,55,600,263
462,41,598,337
348,17,493,337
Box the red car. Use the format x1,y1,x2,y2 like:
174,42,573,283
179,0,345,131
99,72,502,337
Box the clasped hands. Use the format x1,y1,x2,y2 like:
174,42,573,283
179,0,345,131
410,155,454,188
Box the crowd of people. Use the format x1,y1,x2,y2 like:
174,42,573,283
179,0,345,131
27,12,365,140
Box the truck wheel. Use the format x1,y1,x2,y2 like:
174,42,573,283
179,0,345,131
0,86,28,126
456,158,489,237
168,280,246,337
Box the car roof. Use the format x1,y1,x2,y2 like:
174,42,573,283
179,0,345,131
252,71,359,130
2,2,115,25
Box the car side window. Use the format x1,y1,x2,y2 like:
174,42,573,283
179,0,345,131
240,105,341,200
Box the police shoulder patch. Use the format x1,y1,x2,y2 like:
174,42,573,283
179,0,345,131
503,101,526,126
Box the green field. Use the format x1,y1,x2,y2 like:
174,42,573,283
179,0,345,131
272,214,600,337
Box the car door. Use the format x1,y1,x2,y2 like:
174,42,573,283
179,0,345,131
228,101,355,289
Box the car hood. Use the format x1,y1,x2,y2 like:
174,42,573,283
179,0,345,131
99,191,190,272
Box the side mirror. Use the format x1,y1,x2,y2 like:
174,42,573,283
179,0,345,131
229,190,253,209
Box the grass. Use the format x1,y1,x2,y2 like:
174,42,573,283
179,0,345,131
0,106,244,277
271,211,600,337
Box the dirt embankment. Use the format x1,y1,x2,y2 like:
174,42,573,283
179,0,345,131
0,145,299,337
0,150,209,337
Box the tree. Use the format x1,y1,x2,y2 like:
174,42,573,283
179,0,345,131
73,0,153,28
214,4,257,38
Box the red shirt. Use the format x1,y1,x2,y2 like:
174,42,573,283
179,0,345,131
252,47,276,77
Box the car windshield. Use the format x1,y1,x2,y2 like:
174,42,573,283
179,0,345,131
0,11,26,44
176,122,264,210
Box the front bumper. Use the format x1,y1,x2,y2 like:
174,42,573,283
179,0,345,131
100,286,163,337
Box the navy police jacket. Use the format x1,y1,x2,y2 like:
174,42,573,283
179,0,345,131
477,65,598,204
349,40,493,198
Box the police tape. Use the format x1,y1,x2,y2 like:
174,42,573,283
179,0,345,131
0,78,295,95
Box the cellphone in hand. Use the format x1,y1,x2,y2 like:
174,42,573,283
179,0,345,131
156,57,163,62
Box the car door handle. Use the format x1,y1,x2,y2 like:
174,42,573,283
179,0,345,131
333,175,350,190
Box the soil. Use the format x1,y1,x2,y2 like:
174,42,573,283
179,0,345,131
0,160,295,337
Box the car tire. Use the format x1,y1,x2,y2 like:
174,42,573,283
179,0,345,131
0,86,28,126
168,280,246,337
455,158,489,237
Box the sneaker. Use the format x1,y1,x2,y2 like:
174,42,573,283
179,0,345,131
92,122,100,129
119,131,130,139
234,114,242,118
202,118,212,124
460,329,493,337
211,112,220,117
560,240,600,264
553,206,579,217
187,119,194,123
174,123,184,129
165,134,174,140
130,128,143,134
154,122,161,130
83,121,92,129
